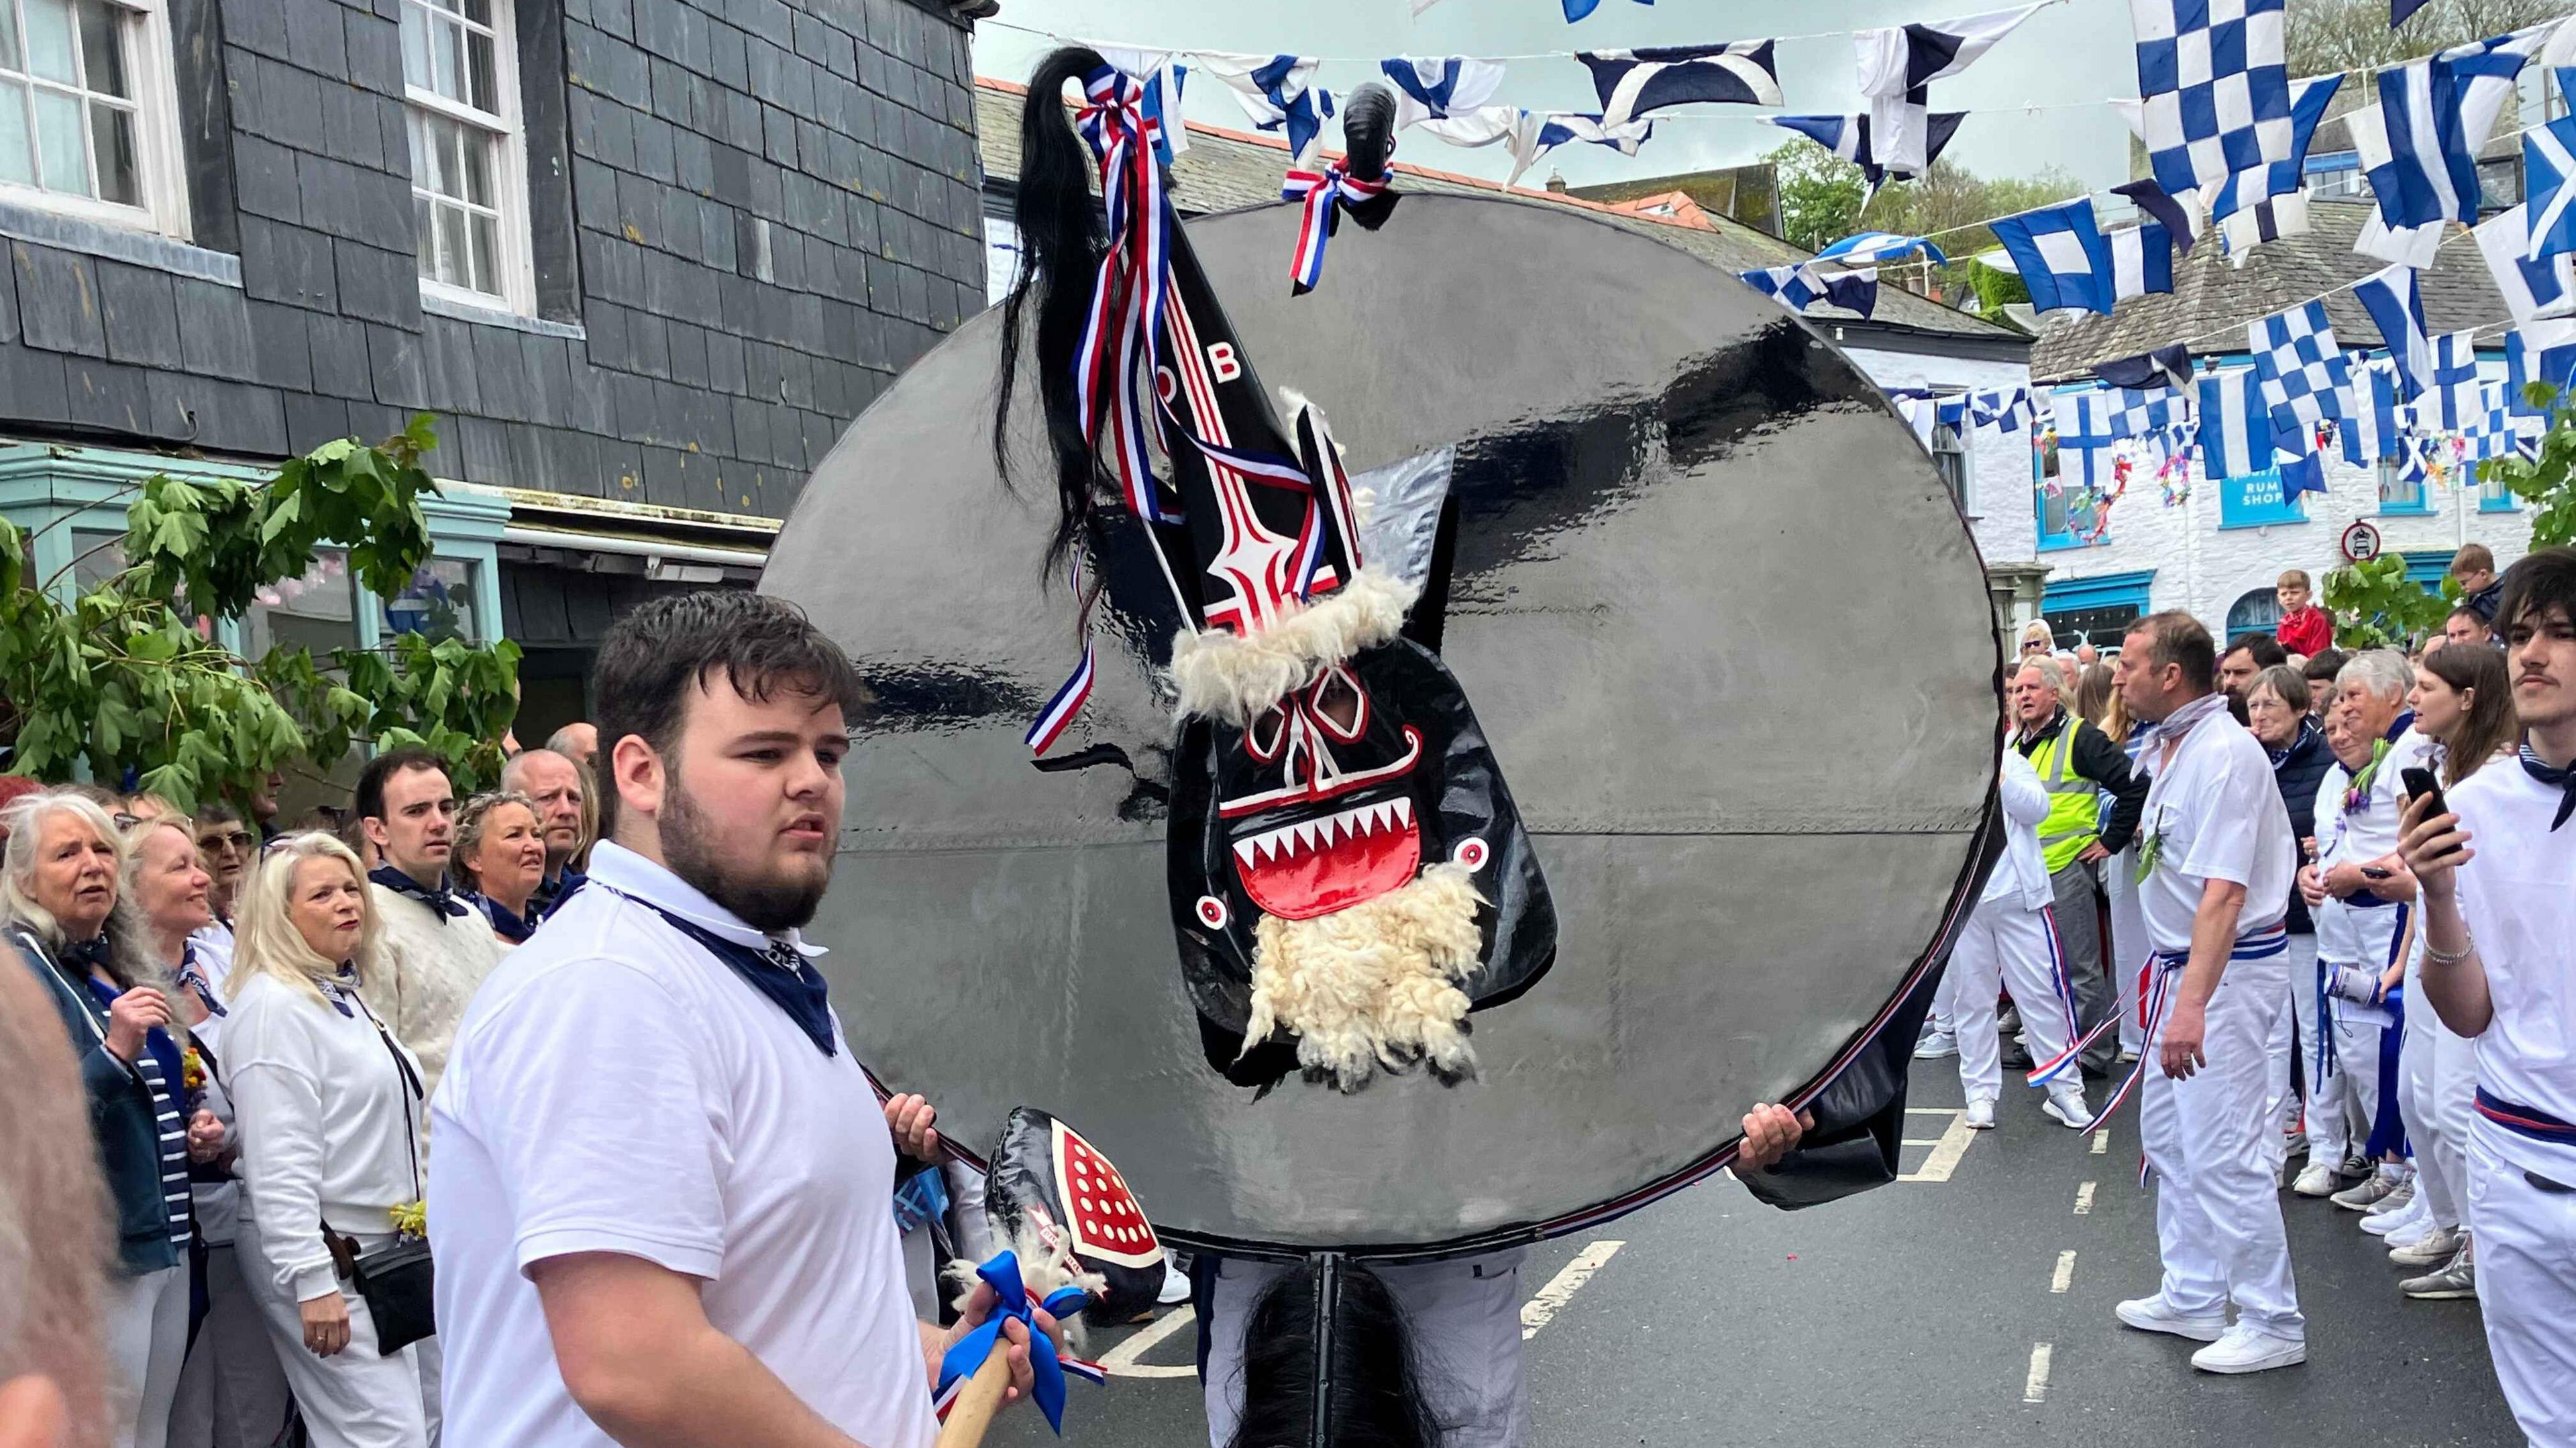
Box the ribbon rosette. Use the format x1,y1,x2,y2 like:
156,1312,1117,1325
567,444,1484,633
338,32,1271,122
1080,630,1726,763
1282,162,1390,296
932,1251,1094,1434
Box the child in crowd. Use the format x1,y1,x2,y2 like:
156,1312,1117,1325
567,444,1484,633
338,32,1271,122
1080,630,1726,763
2275,569,2334,657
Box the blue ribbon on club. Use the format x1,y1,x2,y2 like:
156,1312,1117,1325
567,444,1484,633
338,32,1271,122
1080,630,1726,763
934,1251,1091,1435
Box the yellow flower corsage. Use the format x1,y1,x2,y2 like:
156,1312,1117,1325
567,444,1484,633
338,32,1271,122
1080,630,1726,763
390,1200,428,1241
182,1047,207,1094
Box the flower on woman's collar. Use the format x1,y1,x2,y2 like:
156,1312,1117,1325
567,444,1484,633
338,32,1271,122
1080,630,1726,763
390,1199,427,1242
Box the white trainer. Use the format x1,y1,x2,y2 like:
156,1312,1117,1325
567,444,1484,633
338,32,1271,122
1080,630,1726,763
1964,1098,1995,1129
2115,1294,2228,1342
2190,1323,2307,1374
2362,1192,2430,1239
1158,1260,1191,1305
2290,1164,2339,1196
2389,1224,2461,1267
1915,1029,1959,1060
2041,1084,2091,1129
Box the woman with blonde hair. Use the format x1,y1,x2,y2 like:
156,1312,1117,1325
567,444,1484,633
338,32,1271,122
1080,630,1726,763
223,834,436,1448
449,792,547,948
4,791,196,1448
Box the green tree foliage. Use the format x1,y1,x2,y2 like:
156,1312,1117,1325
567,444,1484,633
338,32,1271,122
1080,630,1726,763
0,417,521,810
1764,140,1866,253
2323,554,2455,649
2286,0,2564,78
2478,384,2576,550
1762,141,2079,308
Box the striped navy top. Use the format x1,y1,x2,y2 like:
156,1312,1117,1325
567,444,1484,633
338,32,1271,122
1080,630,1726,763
85,977,193,1250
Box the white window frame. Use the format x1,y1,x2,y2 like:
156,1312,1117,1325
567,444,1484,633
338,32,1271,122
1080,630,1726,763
0,0,191,237
1931,419,1972,515
400,0,534,315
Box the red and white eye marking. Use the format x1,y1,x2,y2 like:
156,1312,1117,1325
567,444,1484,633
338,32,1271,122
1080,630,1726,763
1245,700,1288,762
1307,665,1368,744
1452,836,1489,871
1196,895,1228,930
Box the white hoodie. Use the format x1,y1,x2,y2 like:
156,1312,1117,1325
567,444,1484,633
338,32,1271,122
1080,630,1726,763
1983,748,2055,913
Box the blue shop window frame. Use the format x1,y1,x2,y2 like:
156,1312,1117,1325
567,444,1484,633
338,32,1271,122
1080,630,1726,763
2402,551,2453,595
2218,467,2307,529
2033,425,2100,552
2376,457,2434,516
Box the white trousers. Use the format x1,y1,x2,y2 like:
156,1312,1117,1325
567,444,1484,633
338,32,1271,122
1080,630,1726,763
2298,948,2386,1169
237,1217,438,1448
2139,951,2304,1339
2103,849,2149,1055
1949,897,2080,1104
1202,1251,1527,1448
2264,936,2317,1159
104,1262,191,1448
2467,1123,2576,1447
169,1244,294,1448
2399,952,2478,1233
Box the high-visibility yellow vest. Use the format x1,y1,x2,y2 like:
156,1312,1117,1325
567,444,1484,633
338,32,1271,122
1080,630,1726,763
2028,721,2102,875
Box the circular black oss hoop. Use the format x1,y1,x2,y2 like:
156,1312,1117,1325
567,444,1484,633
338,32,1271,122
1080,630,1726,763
765,193,2002,1262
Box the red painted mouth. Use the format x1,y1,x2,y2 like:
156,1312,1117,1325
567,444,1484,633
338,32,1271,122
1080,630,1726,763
1230,795,1419,922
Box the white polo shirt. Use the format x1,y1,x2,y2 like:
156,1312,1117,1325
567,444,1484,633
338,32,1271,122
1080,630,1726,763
2136,704,2294,956
428,842,934,1448
2449,761,2576,1176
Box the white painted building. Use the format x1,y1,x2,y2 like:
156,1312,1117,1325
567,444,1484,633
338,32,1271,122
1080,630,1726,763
2011,197,2536,647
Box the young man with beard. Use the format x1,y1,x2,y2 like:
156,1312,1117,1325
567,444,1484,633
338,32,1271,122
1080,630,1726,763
360,747,503,1099
2400,548,2576,1445
499,746,590,919
2110,612,2305,1374
427,592,1046,1448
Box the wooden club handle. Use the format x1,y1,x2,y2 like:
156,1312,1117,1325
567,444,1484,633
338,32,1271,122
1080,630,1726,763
932,1338,1015,1448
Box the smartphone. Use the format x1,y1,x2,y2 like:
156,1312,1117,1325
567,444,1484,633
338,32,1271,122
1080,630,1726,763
2400,766,2448,822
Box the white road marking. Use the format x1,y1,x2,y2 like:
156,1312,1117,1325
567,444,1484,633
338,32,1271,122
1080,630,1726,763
2050,1250,2077,1294
2074,1182,2096,1215
2091,1129,2110,1156
1899,1110,1976,1184
1098,1304,1198,1380
1900,1107,1956,1147
1521,1240,1623,1341
2024,1343,2054,1404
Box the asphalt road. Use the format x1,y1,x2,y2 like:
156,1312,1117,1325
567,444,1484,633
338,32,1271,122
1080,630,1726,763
991,1057,2522,1447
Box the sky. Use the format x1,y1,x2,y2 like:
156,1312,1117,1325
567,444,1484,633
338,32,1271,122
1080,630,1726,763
968,0,2143,199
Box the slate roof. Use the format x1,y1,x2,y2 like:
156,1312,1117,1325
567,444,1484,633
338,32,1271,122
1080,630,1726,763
2027,197,2514,381
975,80,2023,344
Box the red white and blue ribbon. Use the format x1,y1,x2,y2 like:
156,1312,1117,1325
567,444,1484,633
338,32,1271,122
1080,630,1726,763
930,1250,1095,1434
1026,555,1096,757
1283,162,1389,296
2023,906,2098,1088
2082,924,2291,1160
1074,68,1185,528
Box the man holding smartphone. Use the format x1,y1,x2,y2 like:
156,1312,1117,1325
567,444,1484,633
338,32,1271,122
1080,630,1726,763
2400,548,2576,1447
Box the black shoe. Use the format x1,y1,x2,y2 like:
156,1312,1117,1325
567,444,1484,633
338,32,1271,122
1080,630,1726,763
2001,1042,2035,1070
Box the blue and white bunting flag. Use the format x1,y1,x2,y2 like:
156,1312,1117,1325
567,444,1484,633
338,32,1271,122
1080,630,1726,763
2426,329,2485,433
2219,190,2309,264
1095,49,1191,164
2051,388,2120,489
1854,5,2044,176
2339,356,2405,465
2095,343,2193,391
2508,319,2576,415
1768,112,1966,188
1813,231,1949,268
2203,73,2343,223
2353,261,2434,400
2129,0,2292,201
1971,386,2029,431
2273,415,2330,497
2350,29,2546,231
1578,42,1784,129
2465,380,2520,459
2112,178,2202,255
1416,107,1653,188
2108,221,2176,300
2108,384,2194,444
1379,56,1507,129
1990,199,2115,314
2473,205,2576,323
1563,0,1650,19
1198,54,1333,164
2392,0,2430,24
1741,263,1878,317
2196,366,2268,480
2249,300,2353,431
2524,115,2576,261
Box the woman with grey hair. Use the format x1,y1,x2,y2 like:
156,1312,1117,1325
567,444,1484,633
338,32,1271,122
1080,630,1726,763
3,791,200,1448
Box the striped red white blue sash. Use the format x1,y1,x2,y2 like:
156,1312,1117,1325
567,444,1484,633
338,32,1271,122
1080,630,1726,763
1282,162,1390,296
2024,905,2094,1088
2080,922,2290,1138
2475,1088,2576,1148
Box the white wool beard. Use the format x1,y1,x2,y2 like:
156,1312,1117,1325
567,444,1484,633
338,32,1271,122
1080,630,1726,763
1241,861,1486,1091
1168,569,1417,726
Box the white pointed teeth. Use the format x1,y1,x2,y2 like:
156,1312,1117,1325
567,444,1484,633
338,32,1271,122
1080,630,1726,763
1228,795,1417,867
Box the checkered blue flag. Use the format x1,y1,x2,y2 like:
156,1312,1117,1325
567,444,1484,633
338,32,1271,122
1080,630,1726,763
2203,73,2343,222
1740,264,1878,318
2247,300,2353,431
2129,0,2293,201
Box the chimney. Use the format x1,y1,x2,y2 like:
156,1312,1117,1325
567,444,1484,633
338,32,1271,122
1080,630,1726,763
1545,170,1568,194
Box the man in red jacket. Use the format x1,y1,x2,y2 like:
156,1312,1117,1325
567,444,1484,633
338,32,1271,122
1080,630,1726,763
2275,569,2334,656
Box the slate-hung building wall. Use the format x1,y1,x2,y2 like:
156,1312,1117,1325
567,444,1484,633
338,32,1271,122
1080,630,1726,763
0,0,984,732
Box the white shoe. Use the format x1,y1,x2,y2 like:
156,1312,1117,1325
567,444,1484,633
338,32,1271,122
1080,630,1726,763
2362,1192,2429,1239
2041,1085,2090,1129
1964,1098,1995,1129
2190,1323,2307,1374
2389,1223,2461,1267
2115,1294,2229,1341
1915,1030,1959,1060
1157,1260,1191,1306
2290,1164,2339,1197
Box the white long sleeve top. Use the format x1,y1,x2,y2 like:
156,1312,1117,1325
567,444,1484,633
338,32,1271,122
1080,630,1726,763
223,970,427,1302
1983,747,2055,912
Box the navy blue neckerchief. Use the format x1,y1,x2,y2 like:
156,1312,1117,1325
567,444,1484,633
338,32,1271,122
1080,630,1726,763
2521,738,2576,832
175,940,225,1019
370,865,470,922
470,893,535,944
2266,716,2321,768
531,867,588,920
608,887,837,1057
